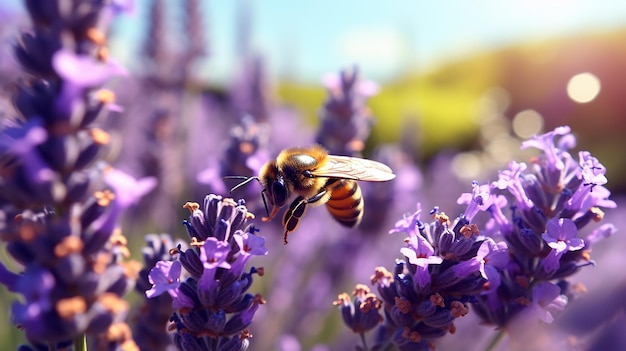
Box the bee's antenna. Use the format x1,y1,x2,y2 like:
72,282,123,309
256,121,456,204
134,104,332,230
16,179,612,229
224,175,268,216
224,175,261,194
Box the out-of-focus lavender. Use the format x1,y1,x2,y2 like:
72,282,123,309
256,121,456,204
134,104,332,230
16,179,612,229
0,0,146,350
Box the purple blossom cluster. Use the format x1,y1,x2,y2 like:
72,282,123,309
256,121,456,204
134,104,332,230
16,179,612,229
0,1,141,350
336,204,504,351
465,126,616,327
145,194,267,351
337,126,616,350
316,68,378,157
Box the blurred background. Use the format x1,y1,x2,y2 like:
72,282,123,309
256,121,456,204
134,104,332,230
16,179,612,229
1,0,626,350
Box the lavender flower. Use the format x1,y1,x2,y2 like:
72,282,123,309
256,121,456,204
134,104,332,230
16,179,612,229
338,204,489,351
133,233,184,351
461,126,617,330
0,1,139,349
316,67,377,157
145,194,267,351
336,126,616,350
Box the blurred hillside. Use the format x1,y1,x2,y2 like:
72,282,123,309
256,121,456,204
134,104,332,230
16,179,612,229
276,27,626,194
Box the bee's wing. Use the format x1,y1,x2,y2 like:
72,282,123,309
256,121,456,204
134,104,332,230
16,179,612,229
309,155,396,181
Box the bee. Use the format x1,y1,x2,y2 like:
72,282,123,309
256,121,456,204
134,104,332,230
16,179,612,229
230,145,395,244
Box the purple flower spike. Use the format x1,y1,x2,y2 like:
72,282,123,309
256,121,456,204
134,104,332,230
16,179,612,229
142,195,265,348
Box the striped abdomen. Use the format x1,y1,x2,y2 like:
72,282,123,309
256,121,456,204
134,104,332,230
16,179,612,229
325,179,363,228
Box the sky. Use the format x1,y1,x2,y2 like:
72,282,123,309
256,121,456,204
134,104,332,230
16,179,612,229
3,0,626,84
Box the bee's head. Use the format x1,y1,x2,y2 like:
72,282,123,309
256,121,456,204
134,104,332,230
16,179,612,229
260,162,288,207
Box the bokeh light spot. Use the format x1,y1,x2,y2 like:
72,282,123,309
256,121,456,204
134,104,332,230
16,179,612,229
512,109,544,139
451,152,482,180
567,72,601,103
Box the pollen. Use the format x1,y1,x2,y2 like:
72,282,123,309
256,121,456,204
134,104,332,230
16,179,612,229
590,207,604,222
394,296,411,314
433,212,450,225
254,293,266,305
86,28,107,45
515,275,529,289
106,323,139,351
515,297,531,306
256,267,265,276
239,141,255,155
56,296,87,319
571,282,588,294
460,223,480,238
95,190,115,207
581,250,592,261
54,236,84,257
333,292,351,306
430,293,445,308
93,252,111,274
183,202,200,213
90,128,111,145
99,292,129,314
239,329,253,340
18,223,37,242
110,228,128,246
450,301,469,318
94,89,116,104
106,322,132,341
190,237,204,247
122,260,142,280
96,46,109,62
370,266,394,285
401,327,422,343
348,139,364,152
448,323,457,334
359,294,382,313
223,198,238,207
353,284,371,298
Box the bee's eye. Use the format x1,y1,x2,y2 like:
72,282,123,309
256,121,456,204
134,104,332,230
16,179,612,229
272,179,288,206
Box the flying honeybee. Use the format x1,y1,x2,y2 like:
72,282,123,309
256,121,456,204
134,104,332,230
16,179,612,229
230,145,395,244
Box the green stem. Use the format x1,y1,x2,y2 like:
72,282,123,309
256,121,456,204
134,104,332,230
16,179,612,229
359,332,369,351
73,334,87,351
484,329,505,351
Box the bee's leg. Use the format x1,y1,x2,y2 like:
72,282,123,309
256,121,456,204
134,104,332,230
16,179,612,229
282,196,308,244
282,190,329,244
262,205,279,222
306,189,328,204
